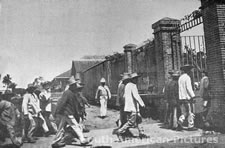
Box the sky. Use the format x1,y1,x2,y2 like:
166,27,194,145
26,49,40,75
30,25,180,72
0,0,203,88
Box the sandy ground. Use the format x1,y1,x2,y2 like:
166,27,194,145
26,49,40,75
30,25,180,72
1,105,223,148
84,105,157,130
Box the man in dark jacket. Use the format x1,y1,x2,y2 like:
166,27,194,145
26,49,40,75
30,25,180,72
166,71,180,130
51,76,92,148
0,93,22,147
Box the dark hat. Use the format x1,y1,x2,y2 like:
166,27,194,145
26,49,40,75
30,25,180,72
201,69,207,73
27,83,37,89
180,64,194,71
42,82,51,89
168,69,174,75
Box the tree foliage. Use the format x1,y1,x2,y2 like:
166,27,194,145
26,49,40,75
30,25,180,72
2,74,12,90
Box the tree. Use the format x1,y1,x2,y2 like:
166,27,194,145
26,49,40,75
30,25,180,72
2,74,12,90
8,82,17,93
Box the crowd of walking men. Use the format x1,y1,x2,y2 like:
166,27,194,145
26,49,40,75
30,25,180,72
0,63,210,147
163,64,210,131
0,76,92,148
112,64,210,140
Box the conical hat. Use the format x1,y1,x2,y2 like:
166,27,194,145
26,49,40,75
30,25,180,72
100,78,106,83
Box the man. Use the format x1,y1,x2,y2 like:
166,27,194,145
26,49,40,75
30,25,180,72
0,93,22,147
199,70,210,126
178,65,197,131
95,78,111,118
62,81,90,145
115,73,145,140
22,84,49,143
76,81,90,132
52,76,92,148
166,71,180,130
115,73,131,127
163,70,174,126
39,82,57,135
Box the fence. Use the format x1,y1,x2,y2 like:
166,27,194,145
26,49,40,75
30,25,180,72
180,35,206,83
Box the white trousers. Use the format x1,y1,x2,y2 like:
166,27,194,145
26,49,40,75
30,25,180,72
52,115,85,145
100,96,108,117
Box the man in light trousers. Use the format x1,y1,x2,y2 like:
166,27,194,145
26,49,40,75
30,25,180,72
115,73,146,140
178,65,197,131
95,78,111,118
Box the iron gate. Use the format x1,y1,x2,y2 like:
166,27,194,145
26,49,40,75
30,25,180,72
181,35,206,83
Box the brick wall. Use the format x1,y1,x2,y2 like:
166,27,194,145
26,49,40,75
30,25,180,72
201,1,225,130
152,18,181,92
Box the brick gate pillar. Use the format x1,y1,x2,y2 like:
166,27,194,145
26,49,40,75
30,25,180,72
152,17,181,93
201,0,225,129
123,44,137,73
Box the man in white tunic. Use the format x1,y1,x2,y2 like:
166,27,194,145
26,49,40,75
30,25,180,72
95,78,111,118
116,73,145,139
22,84,49,143
178,65,197,131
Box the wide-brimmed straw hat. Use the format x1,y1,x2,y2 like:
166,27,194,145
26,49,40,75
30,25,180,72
76,82,84,89
180,64,194,71
68,76,77,85
121,72,131,81
130,72,141,79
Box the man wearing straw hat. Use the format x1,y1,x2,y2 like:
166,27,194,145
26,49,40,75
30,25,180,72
115,73,131,128
52,76,93,147
115,72,146,140
178,64,197,131
95,77,111,118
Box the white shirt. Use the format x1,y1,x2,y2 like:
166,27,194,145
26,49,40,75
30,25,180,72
22,93,41,116
124,82,145,112
39,90,52,112
178,73,195,100
95,85,111,99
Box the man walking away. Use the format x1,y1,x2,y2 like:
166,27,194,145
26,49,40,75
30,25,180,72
163,70,174,127
95,78,111,118
178,65,197,131
115,73,131,127
166,71,180,130
199,70,211,128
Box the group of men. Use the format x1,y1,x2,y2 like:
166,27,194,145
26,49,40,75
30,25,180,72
0,65,211,147
164,64,210,131
0,81,57,147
